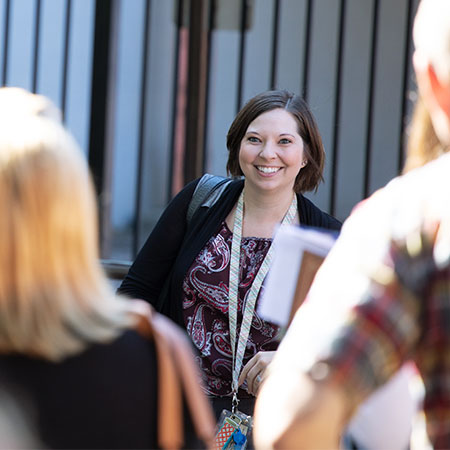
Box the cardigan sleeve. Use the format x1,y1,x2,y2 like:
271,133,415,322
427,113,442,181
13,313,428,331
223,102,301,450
117,179,199,305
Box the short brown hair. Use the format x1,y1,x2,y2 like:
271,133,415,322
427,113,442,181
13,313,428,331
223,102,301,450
226,90,325,193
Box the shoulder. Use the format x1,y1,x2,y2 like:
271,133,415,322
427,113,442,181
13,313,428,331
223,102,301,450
194,174,242,199
158,178,203,223
0,329,158,398
348,154,450,267
107,329,156,356
223,178,244,197
202,177,243,214
352,153,450,236
171,177,201,206
0,329,159,449
176,175,241,210
298,194,342,231
188,176,243,223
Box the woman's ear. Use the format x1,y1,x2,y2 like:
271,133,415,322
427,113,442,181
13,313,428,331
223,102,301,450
415,49,450,120
414,50,450,145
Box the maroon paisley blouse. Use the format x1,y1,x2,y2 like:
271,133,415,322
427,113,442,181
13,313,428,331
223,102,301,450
182,221,281,398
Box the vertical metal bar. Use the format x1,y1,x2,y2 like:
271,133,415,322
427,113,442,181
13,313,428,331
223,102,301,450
202,0,215,171
88,0,119,257
168,0,183,199
269,0,280,89
183,0,210,183
1,0,10,85
236,0,248,112
397,0,414,173
329,0,346,216
363,0,379,198
89,0,113,194
301,0,312,101
61,0,72,121
31,0,41,93
133,0,151,257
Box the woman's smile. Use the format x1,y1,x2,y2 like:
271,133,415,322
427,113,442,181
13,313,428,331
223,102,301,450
255,165,283,175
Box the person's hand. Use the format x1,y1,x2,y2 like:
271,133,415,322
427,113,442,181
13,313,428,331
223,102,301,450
238,351,276,396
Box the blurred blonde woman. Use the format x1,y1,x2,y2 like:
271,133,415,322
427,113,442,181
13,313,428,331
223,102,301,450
0,87,213,449
254,0,450,447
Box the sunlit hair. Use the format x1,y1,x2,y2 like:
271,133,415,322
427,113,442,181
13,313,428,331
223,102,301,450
0,88,135,361
226,90,325,193
413,0,450,84
403,96,448,173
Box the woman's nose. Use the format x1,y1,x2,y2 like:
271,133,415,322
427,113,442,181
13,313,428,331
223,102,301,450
258,141,277,159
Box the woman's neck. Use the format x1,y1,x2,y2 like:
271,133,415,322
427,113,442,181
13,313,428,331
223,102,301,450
244,184,295,222
226,182,298,238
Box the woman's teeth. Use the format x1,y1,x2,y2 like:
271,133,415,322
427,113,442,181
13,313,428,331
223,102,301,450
257,166,279,174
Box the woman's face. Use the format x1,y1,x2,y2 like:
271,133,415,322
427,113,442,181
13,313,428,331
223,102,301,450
238,108,306,194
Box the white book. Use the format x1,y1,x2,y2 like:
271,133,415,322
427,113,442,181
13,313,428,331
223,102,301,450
258,224,337,328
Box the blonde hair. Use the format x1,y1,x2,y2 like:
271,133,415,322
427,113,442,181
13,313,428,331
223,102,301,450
0,88,135,361
403,96,448,173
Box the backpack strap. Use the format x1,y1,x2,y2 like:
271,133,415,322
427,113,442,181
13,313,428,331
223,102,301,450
131,300,215,450
186,174,232,224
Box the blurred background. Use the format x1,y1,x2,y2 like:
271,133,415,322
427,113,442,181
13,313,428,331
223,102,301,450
0,0,419,270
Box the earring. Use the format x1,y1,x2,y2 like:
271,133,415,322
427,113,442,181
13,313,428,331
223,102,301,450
301,160,307,167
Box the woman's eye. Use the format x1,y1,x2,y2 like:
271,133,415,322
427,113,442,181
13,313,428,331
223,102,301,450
248,136,260,143
279,138,291,144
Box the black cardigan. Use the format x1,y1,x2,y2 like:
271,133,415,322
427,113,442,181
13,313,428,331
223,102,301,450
118,178,341,326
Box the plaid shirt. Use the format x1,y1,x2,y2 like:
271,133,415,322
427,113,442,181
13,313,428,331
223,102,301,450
276,153,450,448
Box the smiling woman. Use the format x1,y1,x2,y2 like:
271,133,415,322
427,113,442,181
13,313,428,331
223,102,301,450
238,108,306,196
118,90,341,428
227,91,325,194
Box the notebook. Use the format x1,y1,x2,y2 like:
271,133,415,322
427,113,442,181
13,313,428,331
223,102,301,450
258,224,337,328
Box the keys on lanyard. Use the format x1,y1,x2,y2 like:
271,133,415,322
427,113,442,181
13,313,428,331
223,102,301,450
214,410,252,450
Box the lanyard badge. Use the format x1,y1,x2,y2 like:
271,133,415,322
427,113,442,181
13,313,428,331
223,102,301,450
214,410,252,450
214,189,297,449
228,189,297,401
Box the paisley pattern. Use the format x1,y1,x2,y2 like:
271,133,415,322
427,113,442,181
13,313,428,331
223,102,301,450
183,221,281,397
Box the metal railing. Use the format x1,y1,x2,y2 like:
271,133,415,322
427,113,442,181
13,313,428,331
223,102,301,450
1,0,419,265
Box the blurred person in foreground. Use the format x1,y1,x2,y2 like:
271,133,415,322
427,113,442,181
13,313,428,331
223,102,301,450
0,87,214,449
254,0,450,448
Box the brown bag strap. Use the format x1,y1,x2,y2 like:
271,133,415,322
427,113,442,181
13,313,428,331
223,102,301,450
131,300,215,449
